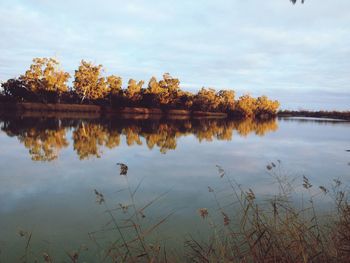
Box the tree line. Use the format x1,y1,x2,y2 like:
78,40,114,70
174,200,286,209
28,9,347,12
0,58,280,118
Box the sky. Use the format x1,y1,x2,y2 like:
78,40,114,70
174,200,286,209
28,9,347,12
0,0,349,110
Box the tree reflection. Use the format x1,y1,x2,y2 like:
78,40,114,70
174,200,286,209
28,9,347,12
19,129,68,161
1,117,69,161
0,116,279,160
234,118,278,137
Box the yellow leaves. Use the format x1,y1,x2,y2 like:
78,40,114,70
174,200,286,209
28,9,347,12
73,60,108,101
144,74,182,107
236,94,257,117
194,87,221,112
235,94,280,118
7,58,280,116
107,75,122,94
159,73,180,92
256,96,280,114
217,90,235,112
146,76,162,94
20,57,70,94
126,79,144,102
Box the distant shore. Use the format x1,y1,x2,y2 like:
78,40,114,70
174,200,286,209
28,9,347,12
278,110,350,121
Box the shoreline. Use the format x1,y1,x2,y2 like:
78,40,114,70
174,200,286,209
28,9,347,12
0,102,227,118
1,102,348,121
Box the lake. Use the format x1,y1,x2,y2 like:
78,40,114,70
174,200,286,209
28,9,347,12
0,115,349,261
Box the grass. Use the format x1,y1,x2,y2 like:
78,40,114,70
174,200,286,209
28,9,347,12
4,162,350,262
186,163,350,263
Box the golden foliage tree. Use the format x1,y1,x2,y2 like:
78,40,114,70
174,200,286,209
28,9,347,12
159,73,180,93
194,88,221,111
20,57,70,94
255,96,280,116
217,90,235,112
2,57,281,117
145,74,180,106
235,94,258,117
125,79,144,103
147,76,162,94
107,75,122,95
73,60,108,101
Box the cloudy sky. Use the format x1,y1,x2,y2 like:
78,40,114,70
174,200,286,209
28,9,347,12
0,0,349,110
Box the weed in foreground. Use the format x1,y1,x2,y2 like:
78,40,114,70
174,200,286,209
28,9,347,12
9,162,350,262
186,162,350,263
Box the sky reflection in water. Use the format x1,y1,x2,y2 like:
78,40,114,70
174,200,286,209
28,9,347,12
0,116,349,259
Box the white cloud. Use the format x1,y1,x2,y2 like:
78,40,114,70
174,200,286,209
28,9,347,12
0,0,349,109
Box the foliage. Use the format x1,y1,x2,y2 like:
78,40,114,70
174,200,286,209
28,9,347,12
1,58,70,102
255,95,280,117
235,94,258,117
1,78,35,102
125,79,144,104
193,88,220,112
217,89,235,112
186,164,350,263
1,57,280,117
106,75,122,95
144,74,182,108
73,60,108,101
20,58,70,94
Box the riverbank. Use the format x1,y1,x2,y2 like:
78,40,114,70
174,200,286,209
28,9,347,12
3,102,349,121
0,102,227,118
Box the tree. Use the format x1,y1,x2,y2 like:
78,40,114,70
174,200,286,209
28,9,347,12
159,73,180,93
177,91,194,110
73,60,108,101
106,75,122,95
235,94,257,117
13,57,71,102
217,90,235,112
146,76,162,94
1,78,35,102
125,79,144,103
145,74,181,107
194,88,221,112
255,96,280,116
20,58,70,94
105,75,123,106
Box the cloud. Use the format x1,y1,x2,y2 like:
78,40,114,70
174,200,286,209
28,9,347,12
0,0,349,110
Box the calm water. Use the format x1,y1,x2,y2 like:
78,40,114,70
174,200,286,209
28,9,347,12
0,115,349,261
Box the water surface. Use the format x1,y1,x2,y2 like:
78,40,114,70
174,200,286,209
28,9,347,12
0,115,349,260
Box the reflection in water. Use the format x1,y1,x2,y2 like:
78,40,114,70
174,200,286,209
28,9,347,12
279,117,348,124
0,116,278,161
20,129,69,161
